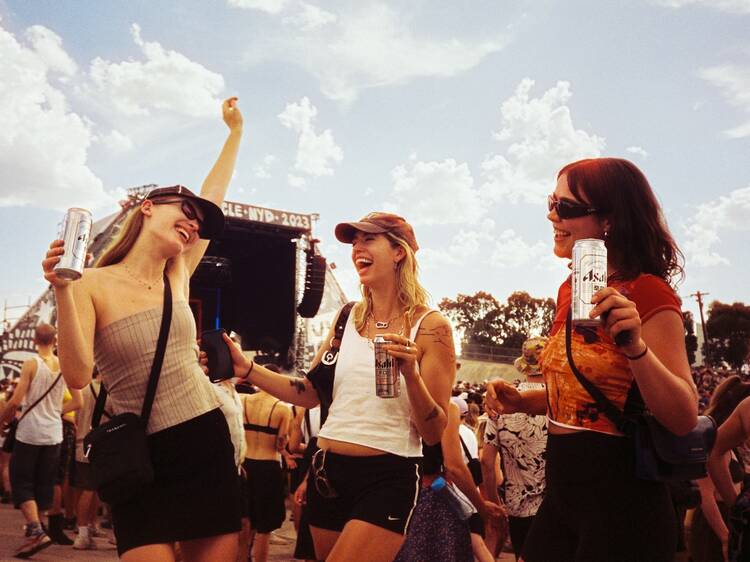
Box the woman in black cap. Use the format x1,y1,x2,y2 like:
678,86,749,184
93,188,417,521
42,98,244,561
221,212,456,562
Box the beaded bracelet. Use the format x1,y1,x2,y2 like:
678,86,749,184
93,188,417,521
625,345,649,361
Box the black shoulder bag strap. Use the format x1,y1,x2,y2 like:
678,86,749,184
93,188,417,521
18,371,63,422
458,434,474,460
564,308,628,431
91,275,173,430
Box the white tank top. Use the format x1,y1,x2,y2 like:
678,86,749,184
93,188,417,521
17,357,65,446
317,310,438,458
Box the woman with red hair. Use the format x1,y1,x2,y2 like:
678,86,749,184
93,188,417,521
486,158,698,561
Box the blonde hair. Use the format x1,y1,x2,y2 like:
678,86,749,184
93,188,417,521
95,207,145,268
353,232,430,332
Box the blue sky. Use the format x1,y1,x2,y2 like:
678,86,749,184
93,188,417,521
1,0,748,327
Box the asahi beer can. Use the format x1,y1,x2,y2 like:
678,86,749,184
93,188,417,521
54,208,93,281
374,335,400,398
571,238,607,327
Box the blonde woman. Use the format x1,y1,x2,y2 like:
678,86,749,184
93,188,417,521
41,98,244,561
220,212,455,562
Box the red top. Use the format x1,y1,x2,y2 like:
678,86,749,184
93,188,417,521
541,274,682,435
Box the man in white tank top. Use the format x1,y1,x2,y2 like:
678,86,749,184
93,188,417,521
0,324,76,558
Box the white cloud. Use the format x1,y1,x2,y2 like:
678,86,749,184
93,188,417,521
490,229,549,268
626,146,649,158
387,158,483,226
253,154,277,179
0,21,110,210
288,174,307,188
278,97,343,177
480,79,605,205
683,185,750,266
283,2,337,31
651,0,750,13
251,3,506,103
87,23,225,117
699,64,750,138
98,129,134,153
227,0,289,14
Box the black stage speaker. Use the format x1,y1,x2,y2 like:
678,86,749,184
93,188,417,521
297,251,326,318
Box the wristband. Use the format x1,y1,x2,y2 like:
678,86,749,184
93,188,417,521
242,361,255,380
625,345,648,361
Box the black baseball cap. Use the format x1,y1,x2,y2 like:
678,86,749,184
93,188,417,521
145,185,225,239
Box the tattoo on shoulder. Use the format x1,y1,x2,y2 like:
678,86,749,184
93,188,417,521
289,378,307,394
424,407,439,422
416,325,456,358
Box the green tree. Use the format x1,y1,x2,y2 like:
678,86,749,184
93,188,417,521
704,301,750,369
683,311,698,366
439,290,556,350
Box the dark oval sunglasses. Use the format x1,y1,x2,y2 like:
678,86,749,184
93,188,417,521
547,195,601,220
151,198,203,225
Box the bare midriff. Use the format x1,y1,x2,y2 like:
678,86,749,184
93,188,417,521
317,437,388,457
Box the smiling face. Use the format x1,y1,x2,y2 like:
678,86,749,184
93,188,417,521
142,197,204,255
350,231,405,287
548,174,609,259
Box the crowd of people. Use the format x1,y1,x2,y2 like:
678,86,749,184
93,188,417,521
0,97,747,562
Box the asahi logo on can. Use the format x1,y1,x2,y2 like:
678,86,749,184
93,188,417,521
374,335,400,398
572,239,607,327
54,208,93,281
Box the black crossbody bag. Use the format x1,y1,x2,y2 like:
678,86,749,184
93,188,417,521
564,309,716,482
459,434,483,486
2,372,63,453
305,302,355,424
83,275,172,506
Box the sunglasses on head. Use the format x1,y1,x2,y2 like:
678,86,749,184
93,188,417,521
151,198,203,225
547,195,601,220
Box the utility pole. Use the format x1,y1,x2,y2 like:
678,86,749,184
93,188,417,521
690,291,710,366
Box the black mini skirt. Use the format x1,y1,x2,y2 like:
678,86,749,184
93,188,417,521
112,408,242,555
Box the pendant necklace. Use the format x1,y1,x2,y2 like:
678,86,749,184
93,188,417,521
367,316,404,349
121,263,163,291
369,312,402,329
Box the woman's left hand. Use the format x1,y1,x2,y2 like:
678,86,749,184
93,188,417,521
381,333,420,381
222,96,243,132
590,287,646,357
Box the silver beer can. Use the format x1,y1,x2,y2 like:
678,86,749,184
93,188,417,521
571,238,607,327
54,208,93,281
374,335,400,398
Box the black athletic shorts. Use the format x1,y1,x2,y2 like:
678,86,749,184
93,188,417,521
9,441,60,510
522,431,677,562
244,458,286,533
306,449,420,535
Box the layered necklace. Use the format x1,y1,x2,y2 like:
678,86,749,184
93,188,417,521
366,312,405,349
121,262,164,291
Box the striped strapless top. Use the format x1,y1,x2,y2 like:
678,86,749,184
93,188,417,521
94,301,219,435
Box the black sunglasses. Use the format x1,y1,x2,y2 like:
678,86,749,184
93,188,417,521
151,198,203,225
547,195,601,219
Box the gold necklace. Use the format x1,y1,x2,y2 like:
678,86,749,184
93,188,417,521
368,312,403,329
121,263,164,291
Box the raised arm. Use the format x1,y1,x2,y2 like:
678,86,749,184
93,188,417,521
383,312,456,446
184,97,244,276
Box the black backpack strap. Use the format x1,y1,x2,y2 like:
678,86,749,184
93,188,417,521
140,275,172,424
304,408,312,441
565,308,627,431
18,371,63,422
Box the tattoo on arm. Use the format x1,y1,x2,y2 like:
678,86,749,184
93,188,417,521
289,378,307,394
424,406,439,422
416,326,456,359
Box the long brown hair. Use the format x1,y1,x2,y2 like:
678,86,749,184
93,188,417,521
352,231,430,333
558,158,684,285
95,207,145,268
705,375,750,427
